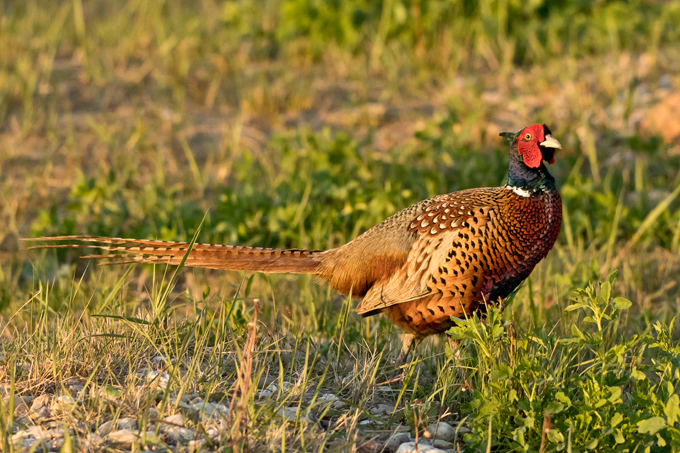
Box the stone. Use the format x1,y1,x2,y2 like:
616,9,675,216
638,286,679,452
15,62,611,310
384,433,411,452
45,428,66,439
257,383,278,398
180,393,199,403
370,404,395,416
10,425,61,450
54,395,81,411
66,382,85,394
395,442,447,453
4,395,33,418
31,393,52,410
50,437,65,450
30,394,52,419
3,394,34,405
432,439,455,449
189,439,206,453
147,406,159,420
160,413,193,443
276,406,317,423
207,403,229,420
424,422,456,442
151,355,176,367
82,433,104,450
13,402,30,418
165,426,194,444
161,413,185,427
315,392,347,409
97,418,137,436
318,393,337,402
138,369,170,389
105,429,155,448
12,426,48,441
106,429,137,447
182,400,229,421
357,438,383,453
257,381,295,398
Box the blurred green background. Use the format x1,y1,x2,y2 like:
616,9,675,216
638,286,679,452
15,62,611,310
2,0,680,331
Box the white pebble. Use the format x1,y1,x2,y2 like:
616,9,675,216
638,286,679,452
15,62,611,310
189,439,206,453
256,387,274,398
396,441,447,453
432,439,455,449
54,395,81,411
161,414,184,427
276,406,316,423
97,418,137,436
105,429,138,447
180,400,229,421
142,370,170,388
424,422,457,442
105,429,156,448
370,404,395,415
384,433,411,452
165,426,194,443
318,393,337,402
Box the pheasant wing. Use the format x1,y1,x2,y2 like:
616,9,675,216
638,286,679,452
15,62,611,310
356,189,501,315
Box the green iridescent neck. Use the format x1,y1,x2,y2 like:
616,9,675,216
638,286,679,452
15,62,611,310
506,161,556,194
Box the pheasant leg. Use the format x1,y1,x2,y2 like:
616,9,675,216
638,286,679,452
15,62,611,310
394,333,418,368
447,336,461,361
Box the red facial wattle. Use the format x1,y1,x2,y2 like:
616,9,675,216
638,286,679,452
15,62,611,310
517,140,543,168
517,123,561,168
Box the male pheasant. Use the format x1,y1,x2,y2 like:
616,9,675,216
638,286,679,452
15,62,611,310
25,123,562,362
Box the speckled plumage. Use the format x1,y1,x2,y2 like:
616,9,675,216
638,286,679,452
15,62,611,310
354,186,562,337
24,123,563,357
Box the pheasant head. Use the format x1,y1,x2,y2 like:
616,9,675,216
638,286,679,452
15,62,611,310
501,123,562,193
501,123,562,167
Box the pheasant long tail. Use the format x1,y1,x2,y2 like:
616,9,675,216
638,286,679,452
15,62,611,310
22,236,323,274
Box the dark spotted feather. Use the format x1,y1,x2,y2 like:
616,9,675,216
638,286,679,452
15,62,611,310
356,186,561,337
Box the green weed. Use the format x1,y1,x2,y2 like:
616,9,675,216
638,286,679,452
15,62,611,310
449,273,680,451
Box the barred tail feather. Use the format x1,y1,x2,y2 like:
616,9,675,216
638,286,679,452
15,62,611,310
22,236,323,274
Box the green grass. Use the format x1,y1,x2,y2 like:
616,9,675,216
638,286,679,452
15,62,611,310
2,0,680,451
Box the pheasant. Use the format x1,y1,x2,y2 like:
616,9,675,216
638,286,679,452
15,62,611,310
24,123,562,363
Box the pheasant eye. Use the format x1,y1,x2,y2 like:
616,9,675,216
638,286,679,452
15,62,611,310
525,133,532,140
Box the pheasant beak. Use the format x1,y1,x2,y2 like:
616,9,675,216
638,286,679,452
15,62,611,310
540,134,562,149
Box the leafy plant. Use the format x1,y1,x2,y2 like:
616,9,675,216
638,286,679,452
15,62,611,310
448,274,680,451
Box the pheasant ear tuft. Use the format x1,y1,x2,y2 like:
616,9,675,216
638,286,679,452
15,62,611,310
500,132,518,142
